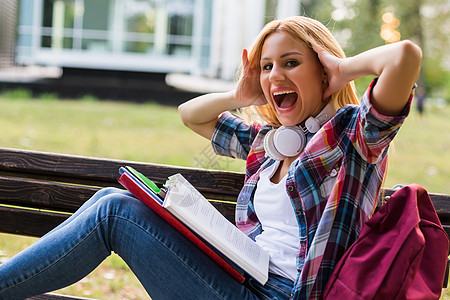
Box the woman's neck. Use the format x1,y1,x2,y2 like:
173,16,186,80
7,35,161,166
271,155,300,184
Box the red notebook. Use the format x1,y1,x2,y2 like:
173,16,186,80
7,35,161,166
118,166,245,284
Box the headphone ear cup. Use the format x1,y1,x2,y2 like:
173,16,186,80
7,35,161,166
274,126,306,157
263,129,286,161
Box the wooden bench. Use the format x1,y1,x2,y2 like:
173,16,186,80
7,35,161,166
0,146,448,299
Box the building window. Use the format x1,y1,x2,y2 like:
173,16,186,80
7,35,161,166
36,0,194,55
123,0,194,56
16,0,209,73
41,0,76,49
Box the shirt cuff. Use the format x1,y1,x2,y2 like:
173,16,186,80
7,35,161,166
362,78,412,123
356,78,413,163
211,112,242,158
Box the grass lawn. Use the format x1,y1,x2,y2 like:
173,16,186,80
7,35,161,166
383,103,450,194
0,91,448,299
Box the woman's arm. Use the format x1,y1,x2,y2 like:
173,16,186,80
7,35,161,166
178,49,267,140
178,91,241,140
315,40,422,116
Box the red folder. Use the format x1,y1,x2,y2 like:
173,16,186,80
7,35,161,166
118,168,245,284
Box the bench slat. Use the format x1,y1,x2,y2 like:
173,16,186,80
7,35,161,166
1,175,449,226
428,193,450,222
0,202,235,238
0,147,245,201
0,176,99,213
0,206,69,237
0,175,237,223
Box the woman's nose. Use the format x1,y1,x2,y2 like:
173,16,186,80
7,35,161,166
269,65,285,82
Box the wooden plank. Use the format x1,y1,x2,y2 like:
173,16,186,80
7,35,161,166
0,175,239,215
2,174,450,226
442,225,450,242
210,201,235,224
0,176,99,212
379,188,450,222
2,147,450,204
0,206,69,237
0,202,235,238
429,192,450,221
0,180,448,232
0,147,245,201
1,188,444,242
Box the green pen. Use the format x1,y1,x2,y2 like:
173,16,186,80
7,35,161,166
125,166,166,198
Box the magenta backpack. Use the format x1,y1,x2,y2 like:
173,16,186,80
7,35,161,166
323,184,449,300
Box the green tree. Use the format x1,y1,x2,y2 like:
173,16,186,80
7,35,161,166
306,0,450,100
388,0,450,99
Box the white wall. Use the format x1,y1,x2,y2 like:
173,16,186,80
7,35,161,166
277,0,301,19
209,0,265,81
208,0,301,81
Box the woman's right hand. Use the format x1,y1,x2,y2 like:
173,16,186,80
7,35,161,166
178,49,268,140
234,49,267,107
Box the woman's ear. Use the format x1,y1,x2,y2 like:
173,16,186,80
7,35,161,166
322,75,328,88
322,76,329,102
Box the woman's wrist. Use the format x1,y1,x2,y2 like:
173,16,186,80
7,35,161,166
339,56,372,83
207,90,244,115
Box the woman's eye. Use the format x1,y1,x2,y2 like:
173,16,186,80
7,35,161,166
286,60,299,67
262,63,273,71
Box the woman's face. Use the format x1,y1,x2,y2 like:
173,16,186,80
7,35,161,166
259,31,326,127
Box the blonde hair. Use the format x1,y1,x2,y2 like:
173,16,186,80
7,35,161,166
240,16,359,126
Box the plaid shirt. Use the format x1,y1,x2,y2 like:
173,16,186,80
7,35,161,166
211,80,411,299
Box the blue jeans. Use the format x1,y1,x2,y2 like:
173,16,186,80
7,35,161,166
0,187,294,299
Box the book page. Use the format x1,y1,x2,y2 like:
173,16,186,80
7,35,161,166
163,174,269,284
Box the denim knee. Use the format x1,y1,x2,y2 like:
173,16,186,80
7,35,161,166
93,186,127,199
92,188,146,223
96,189,129,211
75,187,128,214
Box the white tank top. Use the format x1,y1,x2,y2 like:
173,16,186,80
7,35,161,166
254,161,300,281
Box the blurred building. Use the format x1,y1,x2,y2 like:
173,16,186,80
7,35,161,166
0,0,18,68
14,0,300,83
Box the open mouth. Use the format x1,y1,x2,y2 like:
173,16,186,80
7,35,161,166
272,91,298,109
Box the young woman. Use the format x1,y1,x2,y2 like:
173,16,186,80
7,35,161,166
0,16,421,299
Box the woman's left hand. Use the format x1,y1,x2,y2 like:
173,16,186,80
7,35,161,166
312,40,422,116
312,44,350,100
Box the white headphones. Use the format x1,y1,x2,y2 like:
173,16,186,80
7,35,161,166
263,102,337,161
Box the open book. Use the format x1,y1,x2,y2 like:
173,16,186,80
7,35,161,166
118,166,269,285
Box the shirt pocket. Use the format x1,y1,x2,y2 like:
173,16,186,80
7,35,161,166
317,146,343,198
320,167,339,198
